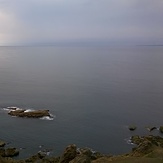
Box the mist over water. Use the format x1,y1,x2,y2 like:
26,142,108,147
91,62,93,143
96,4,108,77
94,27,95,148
0,45,163,158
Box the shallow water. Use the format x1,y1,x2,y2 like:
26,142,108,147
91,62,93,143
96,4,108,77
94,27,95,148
0,45,163,158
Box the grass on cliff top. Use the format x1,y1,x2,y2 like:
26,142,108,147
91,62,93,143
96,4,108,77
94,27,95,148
93,157,163,163
93,146,163,163
110,157,163,163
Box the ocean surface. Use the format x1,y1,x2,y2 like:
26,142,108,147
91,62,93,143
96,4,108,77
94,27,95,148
0,45,163,159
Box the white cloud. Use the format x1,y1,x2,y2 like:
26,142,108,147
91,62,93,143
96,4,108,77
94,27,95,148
0,11,19,45
0,0,163,45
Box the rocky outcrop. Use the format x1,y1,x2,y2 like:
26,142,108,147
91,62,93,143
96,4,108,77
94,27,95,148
25,145,102,163
25,152,59,163
0,146,19,158
5,148,19,157
8,109,50,118
130,135,163,156
59,144,77,163
131,135,163,146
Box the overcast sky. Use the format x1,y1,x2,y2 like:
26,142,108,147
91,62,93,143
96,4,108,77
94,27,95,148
0,0,163,45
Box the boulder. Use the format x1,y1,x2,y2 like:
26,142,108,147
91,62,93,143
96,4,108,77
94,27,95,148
131,135,142,145
59,144,77,163
159,126,163,133
77,148,92,157
74,147,103,162
5,147,19,157
0,149,5,157
128,126,137,131
8,109,50,118
0,141,6,147
37,151,47,159
150,127,157,131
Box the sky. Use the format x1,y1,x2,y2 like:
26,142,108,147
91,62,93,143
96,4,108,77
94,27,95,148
0,0,163,45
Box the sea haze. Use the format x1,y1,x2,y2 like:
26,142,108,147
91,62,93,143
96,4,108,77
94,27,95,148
0,45,163,158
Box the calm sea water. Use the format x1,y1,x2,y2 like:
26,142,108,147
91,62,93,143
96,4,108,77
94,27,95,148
0,45,163,158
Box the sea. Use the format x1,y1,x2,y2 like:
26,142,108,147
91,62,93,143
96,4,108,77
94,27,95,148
0,45,163,159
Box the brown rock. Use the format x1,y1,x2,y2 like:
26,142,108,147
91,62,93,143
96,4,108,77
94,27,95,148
0,149,5,157
131,135,142,145
59,144,77,163
78,148,92,157
8,109,50,118
0,141,6,147
159,126,163,133
131,140,153,156
5,147,19,157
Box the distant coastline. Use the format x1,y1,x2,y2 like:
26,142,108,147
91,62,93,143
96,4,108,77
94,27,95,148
137,44,163,46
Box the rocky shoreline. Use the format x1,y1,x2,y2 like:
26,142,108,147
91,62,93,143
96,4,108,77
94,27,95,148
1,109,163,163
1,134,163,163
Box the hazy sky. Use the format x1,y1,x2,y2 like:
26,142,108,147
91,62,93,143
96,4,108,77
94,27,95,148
0,0,163,45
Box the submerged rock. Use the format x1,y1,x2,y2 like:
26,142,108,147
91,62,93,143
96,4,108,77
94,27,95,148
8,109,50,118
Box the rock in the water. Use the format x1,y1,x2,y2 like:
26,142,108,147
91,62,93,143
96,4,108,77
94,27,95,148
146,126,157,132
59,144,77,163
8,109,50,118
5,147,19,157
0,141,6,147
159,126,163,133
128,126,137,131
